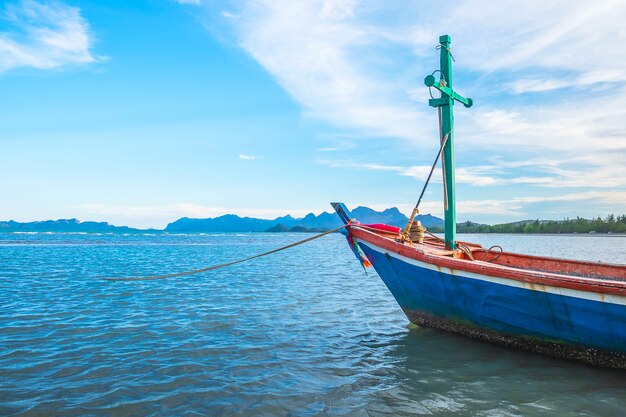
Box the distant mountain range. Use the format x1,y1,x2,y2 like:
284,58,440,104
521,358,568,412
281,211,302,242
3,211,622,234
165,206,442,233
0,219,158,234
0,207,442,233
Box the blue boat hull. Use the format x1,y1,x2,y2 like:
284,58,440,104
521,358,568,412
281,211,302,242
359,240,626,368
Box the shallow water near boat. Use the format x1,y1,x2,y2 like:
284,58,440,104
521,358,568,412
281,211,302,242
1,232,625,416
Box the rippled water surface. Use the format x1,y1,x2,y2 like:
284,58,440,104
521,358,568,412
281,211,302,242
1,232,625,416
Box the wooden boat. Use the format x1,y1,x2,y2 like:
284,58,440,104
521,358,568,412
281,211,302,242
331,36,626,369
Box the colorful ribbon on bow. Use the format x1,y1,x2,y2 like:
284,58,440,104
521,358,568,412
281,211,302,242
341,220,372,271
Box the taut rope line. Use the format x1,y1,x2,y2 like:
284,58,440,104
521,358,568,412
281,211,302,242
401,131,450,240
103,224,347,281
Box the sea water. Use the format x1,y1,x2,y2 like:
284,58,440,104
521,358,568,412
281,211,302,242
1,232,625,416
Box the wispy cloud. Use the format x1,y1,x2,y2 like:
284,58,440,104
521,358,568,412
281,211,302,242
506,70,626,95
174,0,201,5
354,190,626,221
216,0,429,142
319,153,626,191
513,191,626,206
196,1,626,219
425,191,626,220
198,2,624,190
459,191,626,219
0,0,98,73
318,159,502,186
449,1,626,75
206,1,626,145
399,165,502,187
493,155,626,189
238,154,257,160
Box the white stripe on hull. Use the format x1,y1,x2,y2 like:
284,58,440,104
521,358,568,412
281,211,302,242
357,239,626,307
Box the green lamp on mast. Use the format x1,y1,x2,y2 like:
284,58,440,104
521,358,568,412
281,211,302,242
424,35,473,250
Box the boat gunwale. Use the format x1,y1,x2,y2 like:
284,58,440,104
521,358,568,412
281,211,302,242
348,225,626,296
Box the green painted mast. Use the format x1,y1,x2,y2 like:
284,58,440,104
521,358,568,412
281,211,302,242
424,35,473,250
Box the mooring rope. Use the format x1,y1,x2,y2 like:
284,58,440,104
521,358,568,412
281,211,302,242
103,224,347,281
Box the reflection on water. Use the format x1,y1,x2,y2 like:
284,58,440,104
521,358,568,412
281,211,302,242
0,233,624,416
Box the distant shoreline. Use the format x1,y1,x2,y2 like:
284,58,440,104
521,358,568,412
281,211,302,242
1,230,624,237
1,209,623,235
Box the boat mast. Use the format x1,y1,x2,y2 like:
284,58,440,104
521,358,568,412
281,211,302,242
424,35,473,250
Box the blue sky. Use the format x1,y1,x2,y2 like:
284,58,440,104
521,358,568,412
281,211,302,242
1,0,625,228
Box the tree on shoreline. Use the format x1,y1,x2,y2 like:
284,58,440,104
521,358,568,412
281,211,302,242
430,214,626,234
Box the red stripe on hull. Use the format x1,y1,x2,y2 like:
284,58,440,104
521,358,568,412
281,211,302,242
348,226,626,297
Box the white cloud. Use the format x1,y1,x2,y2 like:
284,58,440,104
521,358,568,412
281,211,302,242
368,190,626,222
193,1,626,220
456,199,525,217
463,95,626,155
218,0,429,142
317,159,401,171
175,0,201,5
320,0,357,19
399,164,502,186
506,70,626,95
207,1,626,145
509,164,625,189
456,191,626,219
238,154,257,160
513,191,626,206
204,0,626,182
423,190,626,221
450,1,626,75
455,167,501,187
319,152,626,192
318,159,502,186
0,0,97,73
